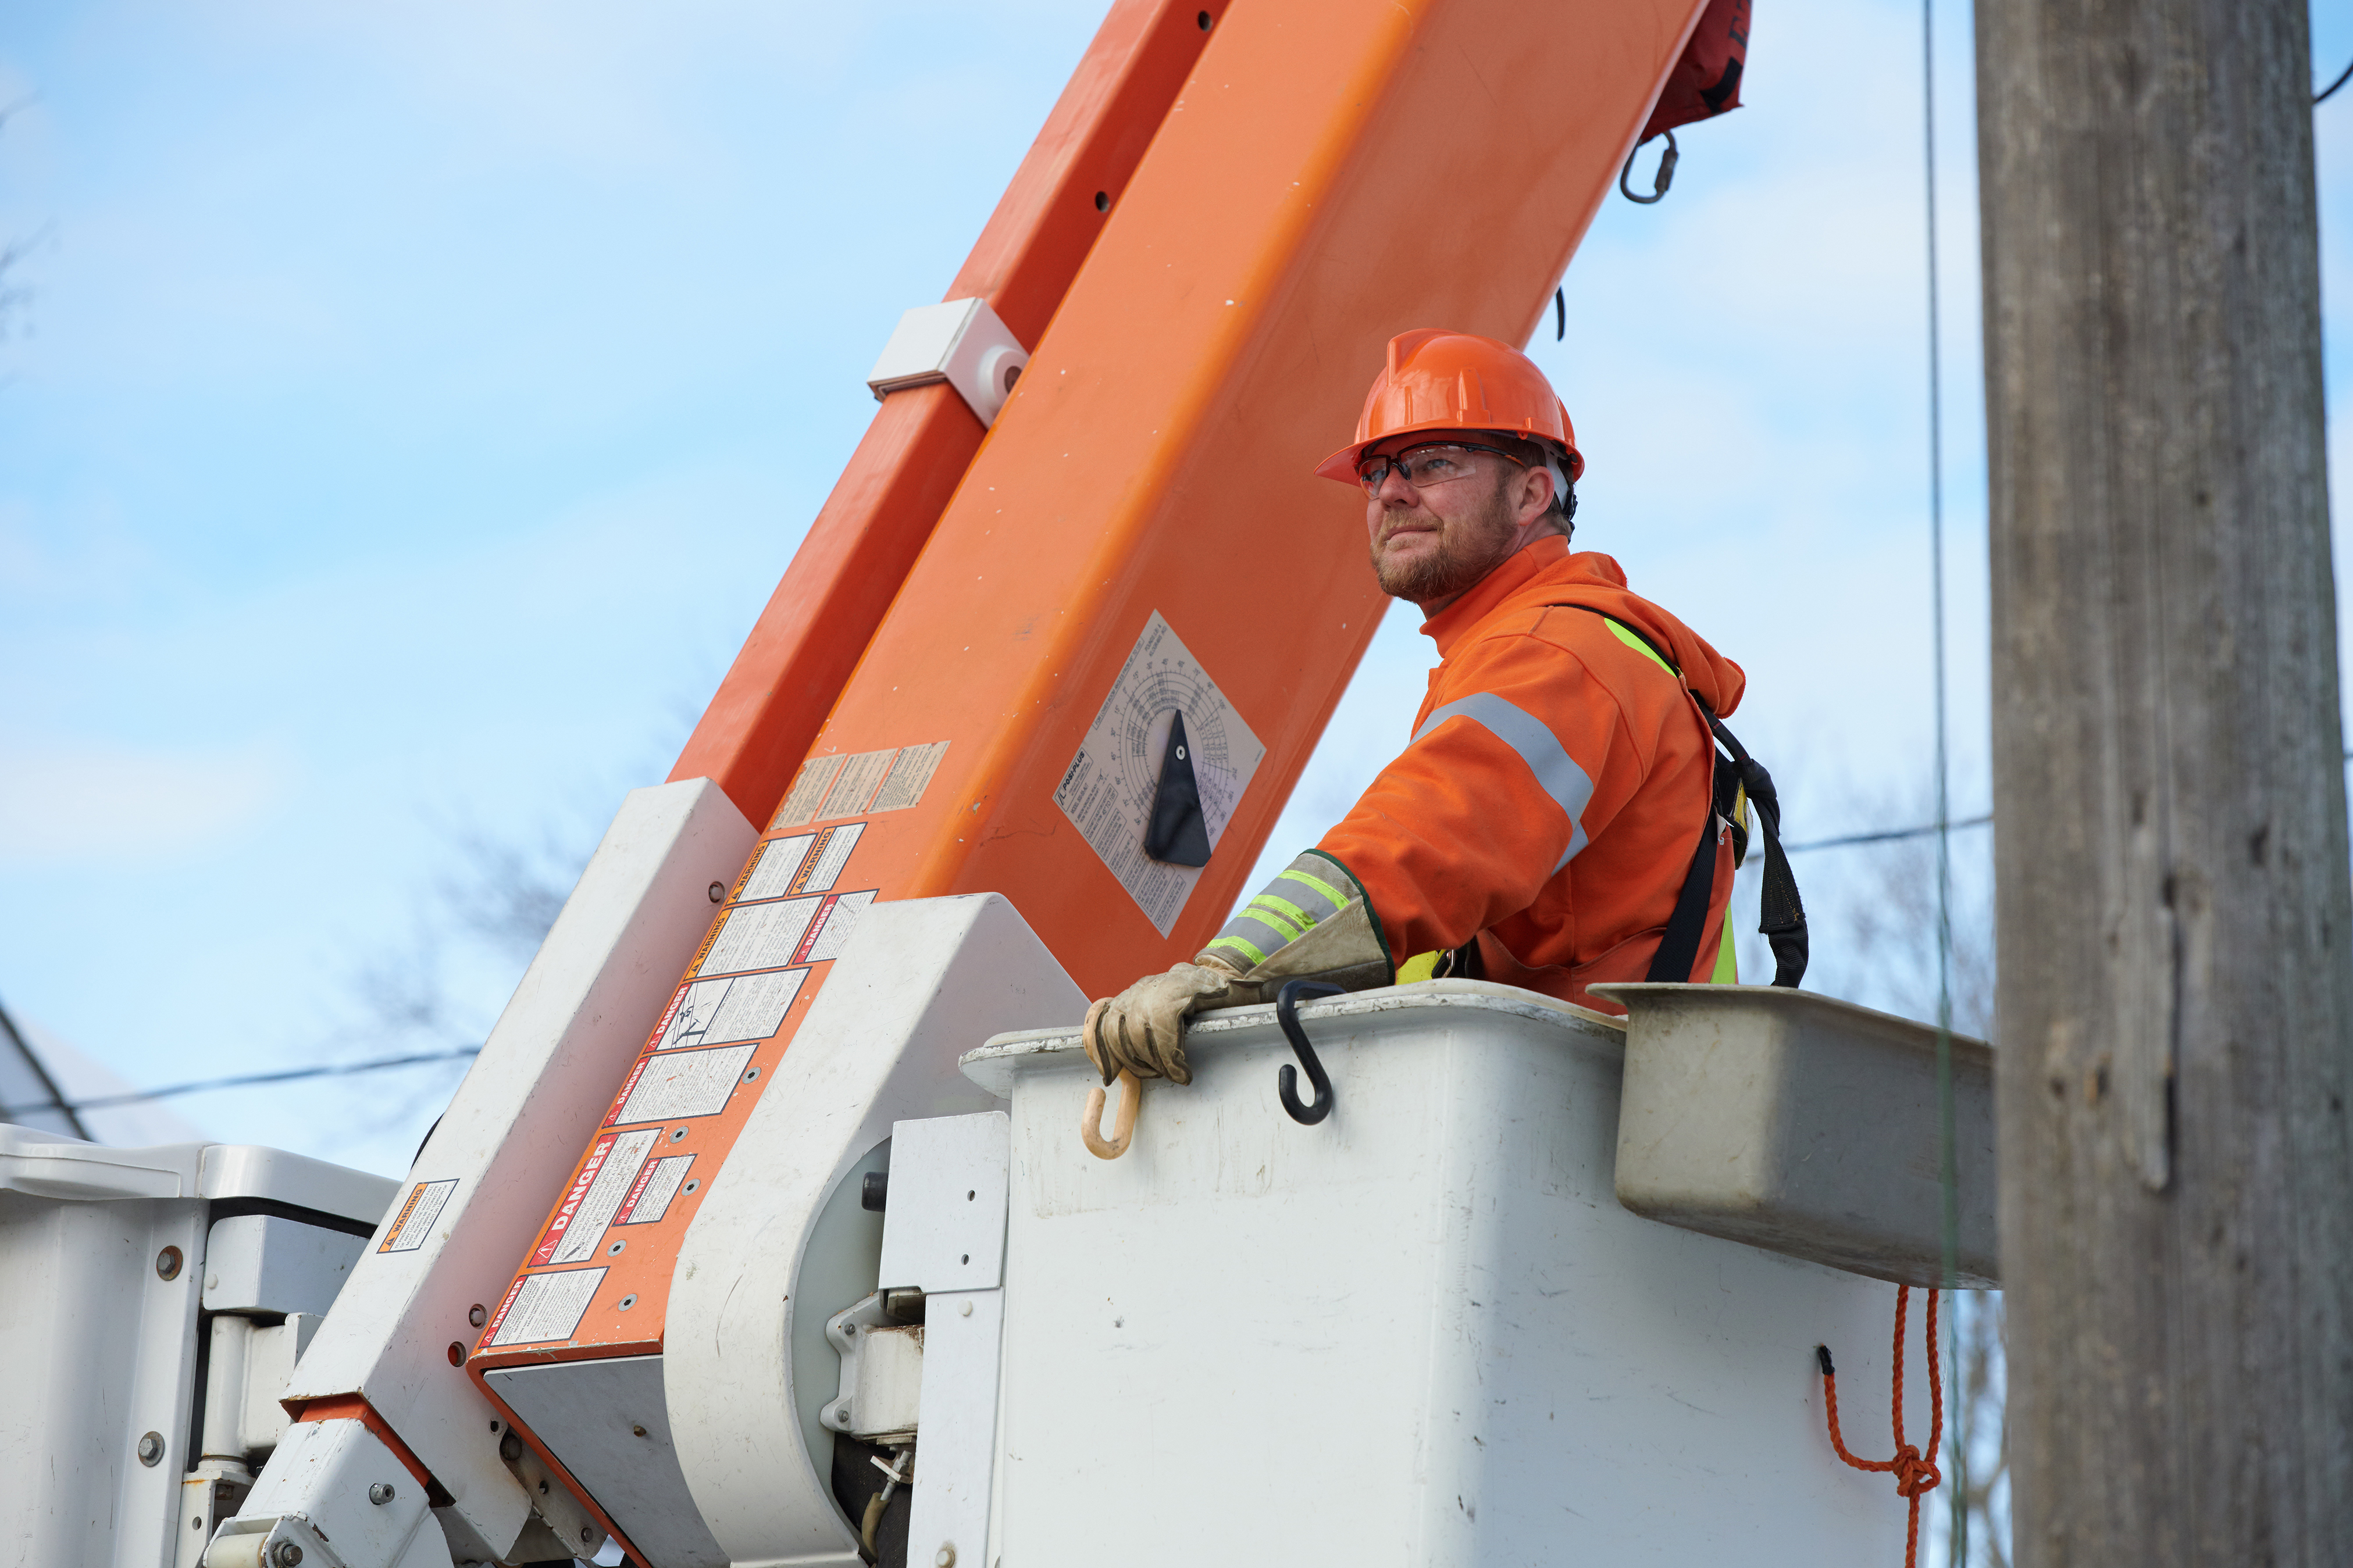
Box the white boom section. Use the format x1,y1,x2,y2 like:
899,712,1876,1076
220,777,755,1567
960,982,1921,1565
662,894,1086,1566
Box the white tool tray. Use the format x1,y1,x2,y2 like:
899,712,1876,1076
1598,982,1998,1288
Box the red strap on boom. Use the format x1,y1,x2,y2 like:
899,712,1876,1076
1641,0,1749,144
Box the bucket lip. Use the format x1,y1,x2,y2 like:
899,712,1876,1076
1591,982,1995,1068
959,978,1623,1098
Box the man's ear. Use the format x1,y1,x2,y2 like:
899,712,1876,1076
1515,461,1556,526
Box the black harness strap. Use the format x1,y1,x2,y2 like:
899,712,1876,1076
1556,607,1810,988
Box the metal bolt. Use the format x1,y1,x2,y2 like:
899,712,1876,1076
632,1424,648,1438
136,1432,165,1466
606,1239,625,1256
708,881,726,903
582,1528,594,1544
842,1322,857,1336
468,1303,486,1327
272,1542,304,1568
447,1341,466,1366
669,1127,689,1142
935,1546,957,1567
959,1300,974,1318
155,1246,183,1281
369,1482,395,1505
617,1293,638,1311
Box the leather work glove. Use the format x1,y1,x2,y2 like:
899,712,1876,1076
1083,958,1249,1086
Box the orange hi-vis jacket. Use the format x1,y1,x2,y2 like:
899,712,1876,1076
1318,535,1741,1013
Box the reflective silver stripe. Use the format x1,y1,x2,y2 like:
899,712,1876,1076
1217,909,1298,958
1211,852,1350,963
1410,692,1593,871
1270,853,1347,923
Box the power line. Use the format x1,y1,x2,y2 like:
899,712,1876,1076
1,1046,479,1118
1784,812,1992,854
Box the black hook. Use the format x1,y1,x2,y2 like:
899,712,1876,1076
1554,286,1566,342
1275,978,1342,1125
1618,127,1678,205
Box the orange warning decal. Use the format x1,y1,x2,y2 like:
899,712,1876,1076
378,1179,457,1253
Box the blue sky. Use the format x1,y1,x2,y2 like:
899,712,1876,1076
4,1,2350,1175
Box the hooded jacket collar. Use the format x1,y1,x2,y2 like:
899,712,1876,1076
1418,536,1746,716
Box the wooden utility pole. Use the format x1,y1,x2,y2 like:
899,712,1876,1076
1978,1,2353,1559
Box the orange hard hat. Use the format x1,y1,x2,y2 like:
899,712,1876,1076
1315,328,1585,487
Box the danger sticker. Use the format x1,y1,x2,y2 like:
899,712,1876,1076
609,1043,757,1126
796,890,876,964
378,1179,458,1253
485,1267,607,1348
654,969,808,1051
616,1153,693,1226
547,1128,658,1266
531,1133,634,1266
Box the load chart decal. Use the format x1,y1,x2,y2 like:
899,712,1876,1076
1055,610,1265,934
773,742,949,830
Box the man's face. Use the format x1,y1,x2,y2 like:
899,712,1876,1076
1361,434,1553,610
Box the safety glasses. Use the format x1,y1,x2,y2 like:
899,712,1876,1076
1354,441,1527,495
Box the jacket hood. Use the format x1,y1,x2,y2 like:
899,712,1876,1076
1426,538,1747,716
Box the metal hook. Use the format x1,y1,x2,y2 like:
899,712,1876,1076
1275,978,1342,1126
1082,1069,1141,1159
1618,127,1678,205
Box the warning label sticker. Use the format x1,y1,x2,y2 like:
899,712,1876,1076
377,1178,457,1253
740,833,815,899
486,1267,606,1348
1055,611,1265,934
532,1131,639,1266
547,1128,659,1266
609,1042,758,1126
701,897,823,976
797,890,876,963
616,1153,693,1226
740,822,865,902
772,742,949,830
655,969,808,1051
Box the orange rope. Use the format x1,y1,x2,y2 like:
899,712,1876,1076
1816,1285,1943,1568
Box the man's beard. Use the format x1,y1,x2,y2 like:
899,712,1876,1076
1370,481,1520,603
